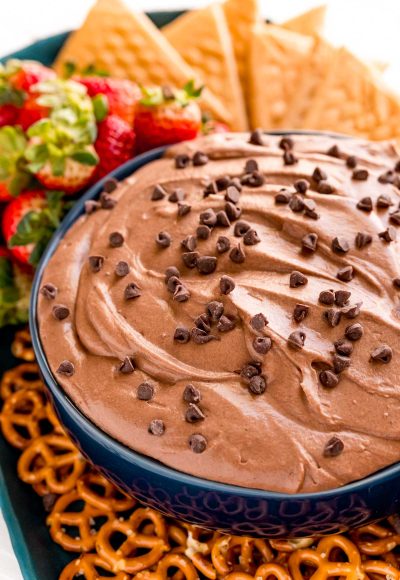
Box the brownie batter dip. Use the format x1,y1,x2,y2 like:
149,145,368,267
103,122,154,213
38,131,400,493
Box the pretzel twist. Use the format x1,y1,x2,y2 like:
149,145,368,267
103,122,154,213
11,328,35,362
225,562,291,580
77,472,136,513
134,553,199,580
59,553,132,579
0,363,43,400
351,523,400,555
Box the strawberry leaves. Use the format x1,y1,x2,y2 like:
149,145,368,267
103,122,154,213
140,80,204,108
0,256,30,326
0,126,31,196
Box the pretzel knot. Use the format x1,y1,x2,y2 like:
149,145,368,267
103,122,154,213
47,489,115,553
59,553,131,579
269,538,315,553
0,362,43,401
211,535,274,576
96,507,169,574
134,553,199,580
17,433,86,494
224,562,291,580
362,559,400,580
183,525,220,580
11,328,35,362
351,523,400,555
77,472,136,513
288,535,364,580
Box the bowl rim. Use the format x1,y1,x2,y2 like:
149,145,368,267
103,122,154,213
30,130,400,501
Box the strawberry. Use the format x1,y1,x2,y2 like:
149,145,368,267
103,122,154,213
18,93,50,131
74,76,140,126
8,60,56,92
0,244,31,327
134,81,202,153
93,114,135,179
35,147,97,194
2,190,65,265
0,104,19,127
201,117,230,135
0,126,31,202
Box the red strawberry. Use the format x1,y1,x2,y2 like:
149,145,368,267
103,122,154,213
18,93,49,131
74,76,140,126
202,118,230,135
8,61,56,92
134,82,202,153
0,104,19,127
94,115,135,179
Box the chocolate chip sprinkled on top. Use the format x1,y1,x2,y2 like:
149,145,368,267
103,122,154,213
195,314,211,333
155,231,171,248
200,208,217,227
303,199,319,219
85,200,100,214
334,339,353,356
148,419,165,436
217,315,236,332
191,328,218,344
216,210,231,227
302,233,318,252
173,284,190,303
109,232,124,248
197,225,211,240
241,171,265,187
324,309,341,328
206,301,224,322
243,229,260,246
52,304,70,321
378,171,396,185
216,236,231,254
88,255,104,273
390,211,400,226
165,266,180,282
342,302,362,319
323,436,344,457
288,330,306,349
332,237,350,254
234,220,251,237
370,344,393,364
355,232,372,249
100,192,117,209
250,313,268,331
283,150,297,166
225,185,241,204
220,275,235,295
279,136,294,150
216,175,231,190
151,184,167,201
319,290,335,305
378,227,397,243
167,276,181,293
168,188,185,203
203,181,218,197
357,197,373,212
183,384,201,403
319,370,339,388
175,154,190,169
104,178,118,193
333,355,351,374
174,327,190,344
293,304,309,322
346,155,358,169
290,271,308,288
377,194,393,208
241,362,261,380
181,235,197,252
182,251,199,269
115,261,129,277
327,144,341,158
245,159,258,173
197,256,217,275
185,403,205,423
41,283,58,300
124,283,141,300
294,179,309,194
393,277,400,289
225,202,242,221
289,194,305,213
312,167,327,183
229,244,246,264
352,168,369,181
189,433,207,453
193,151,209,166
249,129,264,146
177,203,191,217
248,375,267,395
337,266,354,282
345,322,364,341
253,336,272,355
334,290,351,307
119,356,135,374
57,360,74,377
317,181,334,195
275,190,291,204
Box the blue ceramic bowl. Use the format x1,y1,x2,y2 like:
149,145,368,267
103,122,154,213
30,138,400,538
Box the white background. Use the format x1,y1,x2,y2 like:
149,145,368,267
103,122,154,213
1,1,400,578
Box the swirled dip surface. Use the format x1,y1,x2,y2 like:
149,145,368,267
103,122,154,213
38,132,400,493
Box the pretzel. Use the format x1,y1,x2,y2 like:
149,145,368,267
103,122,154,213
362,559,400,579
47,489,115,552
225,562,291,580
351,522,400,555
269,538,315,552
96,507,169,574
211,535,275,577
17,433,86,494
134,553,199,580
60,554,132,580
0,362,43,400
11,328,35,362
77,472,136,513
289,535,364,580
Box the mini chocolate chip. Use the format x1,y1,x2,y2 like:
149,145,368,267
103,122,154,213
288,330,306,349
52,304,70,321
250,313,268,331
234,221,251,237
85,200,100,214
332,237,350,254
174,327,190,343
303,199,319,219
119,356,135,374
319,290,335,305
341,302,362,319
323,436,344,457
352,169,369,181
206,301,224,321
197,256,217,275
225,202,242,221
390,211,400,225
317,181,334,194
191,328,218,344
148,419,165,436
229,244,246,264
324,309,341,327
104,178,118,193
345,322,363,341
57,360,74,377
289,194,305,213
334,292,351,310
377,194,393,208
203,181,218,197
378,171,396,185
294,179,309,194
151,184,167,200
225,185,241,204
395,160,400,172
175,154,190,169
100,192,117,209
249,129,264,145
357,197,373,212
245,159,258,173
355,232,372,249
253,336,272,355
333,354,351,374
370,344,393,364
319,370,339,388
220,275,235,295
248,375,267,395
275,191,291,204
168,274,182,292
302,233,318,253
279,136,294,150
378,227,397,243
173,284,190,302
216,210,231,227
337,266,354,282
293,304,309,322
312,167,327,183
216,236,231,253
189,433,207,453
41,283,58,300
346,155,357,169
42,494,58,513
197,225,211,240
115,261,130,277
183,384,201,403
193,151,209,166
88,255,104,273
283,150,297,165
327,144,341,158
241,171,265,187
200,208,217,227
181,235,197,252
290,271,308,288
243,229,260,246
165,266,180,282
156,231,171,248
177,203,191,217
393,277,400,289
182,251,199,269
240,362,261,380
124,283,141,300
217,315,236,332
216,175,231,190
109,232,124,248
168,188,185,203
194,314,211,333
185,403,205,423
334,339,353,357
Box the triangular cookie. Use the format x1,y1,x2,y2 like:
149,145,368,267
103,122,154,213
163,4,248,130
283,5,327,37
54,0,230,125
248,24,314,129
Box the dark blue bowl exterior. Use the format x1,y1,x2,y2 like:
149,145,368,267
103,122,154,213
30,141,400,538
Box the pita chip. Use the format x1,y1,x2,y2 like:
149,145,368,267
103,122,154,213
283,5,327,37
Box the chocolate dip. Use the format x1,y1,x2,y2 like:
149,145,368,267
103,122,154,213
38,132,400,493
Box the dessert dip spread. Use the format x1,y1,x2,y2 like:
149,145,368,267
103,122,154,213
38,131,400,493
